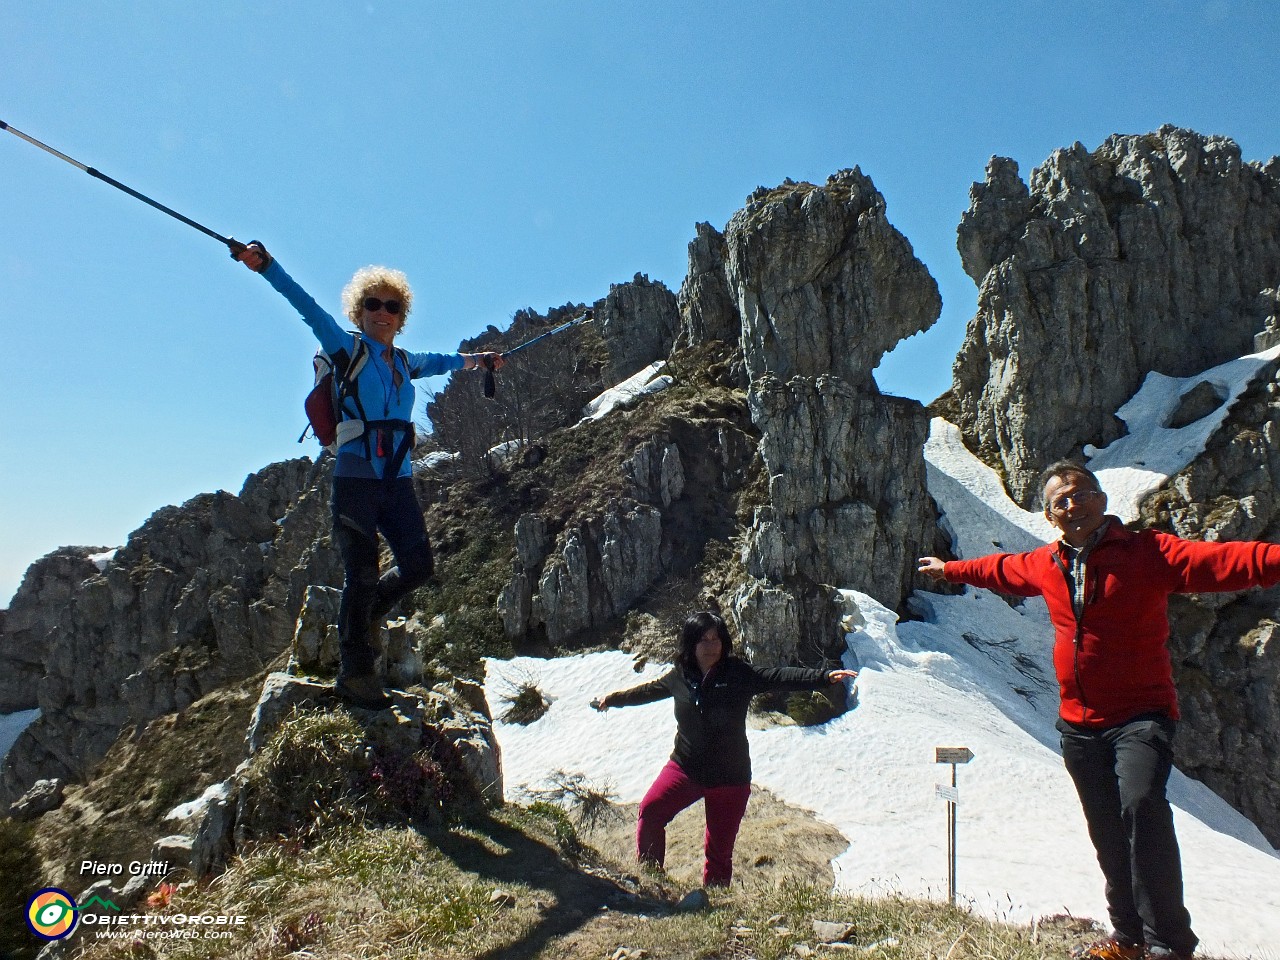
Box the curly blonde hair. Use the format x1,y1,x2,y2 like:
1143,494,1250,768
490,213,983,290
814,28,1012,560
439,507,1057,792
340,266,414,331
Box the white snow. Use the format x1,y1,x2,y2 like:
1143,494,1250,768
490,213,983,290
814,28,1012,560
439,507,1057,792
165,779,233,822
0,709,40,763
483,355,1280,958
486,439,527,471
87,549,117,571
413,451,460,472
580,361,673,422
1085,345,1280,522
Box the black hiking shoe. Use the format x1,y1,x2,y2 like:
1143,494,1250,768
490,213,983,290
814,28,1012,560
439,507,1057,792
335,672,393,710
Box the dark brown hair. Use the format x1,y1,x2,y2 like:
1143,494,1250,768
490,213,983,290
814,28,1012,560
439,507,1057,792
678,611,733,672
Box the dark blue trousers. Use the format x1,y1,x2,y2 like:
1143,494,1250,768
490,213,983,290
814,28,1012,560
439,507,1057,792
330,475,433,676
1058,713,1197,957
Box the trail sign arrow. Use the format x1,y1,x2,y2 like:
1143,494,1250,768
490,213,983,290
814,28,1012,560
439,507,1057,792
935,747,974,764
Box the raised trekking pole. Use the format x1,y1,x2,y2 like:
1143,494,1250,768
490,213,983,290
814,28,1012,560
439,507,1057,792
483,308,595,399
1,119,248,257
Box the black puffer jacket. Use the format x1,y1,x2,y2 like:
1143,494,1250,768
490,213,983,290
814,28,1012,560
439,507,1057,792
608,657,831,786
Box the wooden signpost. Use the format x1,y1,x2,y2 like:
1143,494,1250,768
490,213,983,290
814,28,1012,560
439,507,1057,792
935,746,974,904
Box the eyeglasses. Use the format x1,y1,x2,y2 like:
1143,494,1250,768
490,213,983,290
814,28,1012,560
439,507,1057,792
363,296,402,315
1048,490,1102,513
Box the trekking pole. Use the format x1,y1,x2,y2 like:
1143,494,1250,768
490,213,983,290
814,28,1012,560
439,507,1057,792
482,309,594,399
1,119,247,257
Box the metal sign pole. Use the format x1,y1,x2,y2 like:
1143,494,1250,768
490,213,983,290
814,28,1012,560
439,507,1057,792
935,746,974,906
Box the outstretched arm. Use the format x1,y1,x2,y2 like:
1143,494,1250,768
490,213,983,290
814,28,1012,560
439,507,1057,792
749,664,857,693
233,241,347,354
591,672,673,711
920,551,1045,597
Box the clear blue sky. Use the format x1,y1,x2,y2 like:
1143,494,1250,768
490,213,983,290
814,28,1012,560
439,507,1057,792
3,1,1277,605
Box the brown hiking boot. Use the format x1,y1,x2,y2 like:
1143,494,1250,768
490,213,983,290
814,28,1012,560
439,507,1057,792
335,672,392,710
1072,938,1143,960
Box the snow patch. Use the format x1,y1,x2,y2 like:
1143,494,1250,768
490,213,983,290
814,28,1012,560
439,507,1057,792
1086,345,1280,522
87,548,118,571
580,362,672,422
165,780,233,822
413,451,460,472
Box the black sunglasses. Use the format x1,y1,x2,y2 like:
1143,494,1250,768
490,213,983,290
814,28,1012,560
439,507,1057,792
363,296,402,315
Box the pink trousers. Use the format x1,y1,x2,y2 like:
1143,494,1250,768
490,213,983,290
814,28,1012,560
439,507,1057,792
636,760,752,887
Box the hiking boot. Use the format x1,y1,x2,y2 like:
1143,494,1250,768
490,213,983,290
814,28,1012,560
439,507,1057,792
335,672,392,710
1072,938,1143,960
1145,948,1193,960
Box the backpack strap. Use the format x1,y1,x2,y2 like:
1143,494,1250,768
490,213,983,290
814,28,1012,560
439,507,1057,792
331,334,377,458
362,419,417,481
321,335,416,475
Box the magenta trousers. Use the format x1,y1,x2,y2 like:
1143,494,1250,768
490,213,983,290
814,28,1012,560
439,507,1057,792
636,760,752,887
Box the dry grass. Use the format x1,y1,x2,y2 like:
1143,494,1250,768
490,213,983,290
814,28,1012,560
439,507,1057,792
499,671,551,726
63,785,1171,960
31,679,264,891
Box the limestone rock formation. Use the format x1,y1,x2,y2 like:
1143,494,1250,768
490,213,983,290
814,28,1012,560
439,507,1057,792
594,273,680,384
528,500,664,646
719,170,942,661
953,126,1280,505
743,375,935,612
1137,356,1280,845
0,457,326,808
729,174,942,385
8,777,64,820
496,407,757,649
0,548,108,712
676,221,740,351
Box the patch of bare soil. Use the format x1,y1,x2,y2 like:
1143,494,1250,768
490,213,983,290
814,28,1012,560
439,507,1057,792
584,785,848,891
537,785,849,960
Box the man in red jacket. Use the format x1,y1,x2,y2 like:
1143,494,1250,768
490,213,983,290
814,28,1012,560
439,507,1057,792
919,460,1280,960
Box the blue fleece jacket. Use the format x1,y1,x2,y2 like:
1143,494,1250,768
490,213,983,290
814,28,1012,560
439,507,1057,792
262,259,464,479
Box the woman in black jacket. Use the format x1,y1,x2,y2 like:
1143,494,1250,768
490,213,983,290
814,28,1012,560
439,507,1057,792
594,611,857,887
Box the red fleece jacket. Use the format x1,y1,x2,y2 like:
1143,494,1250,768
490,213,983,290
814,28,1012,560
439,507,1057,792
944,520,1280,727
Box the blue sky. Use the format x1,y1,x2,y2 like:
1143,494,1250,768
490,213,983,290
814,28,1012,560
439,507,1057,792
3,0,1278,605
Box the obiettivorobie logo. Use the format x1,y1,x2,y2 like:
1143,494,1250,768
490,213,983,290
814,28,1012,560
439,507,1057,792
26,888,119,940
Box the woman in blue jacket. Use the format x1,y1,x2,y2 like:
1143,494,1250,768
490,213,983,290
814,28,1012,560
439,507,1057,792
594,611,857,887
237,242,501,709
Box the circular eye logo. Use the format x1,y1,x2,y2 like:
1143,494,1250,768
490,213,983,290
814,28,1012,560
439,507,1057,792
26,888,79,940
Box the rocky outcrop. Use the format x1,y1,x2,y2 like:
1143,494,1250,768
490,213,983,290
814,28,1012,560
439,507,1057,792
497,414,756,647
953,127,1280,505
676,222,740,351
1137,357,1280,846
742,376,935,613
508,500,664,647
190,670,501,876
730,175,942,385
0,457,326,808
720,170,942,662
0,548,108,712
8,777,64,820
594,274,680,384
